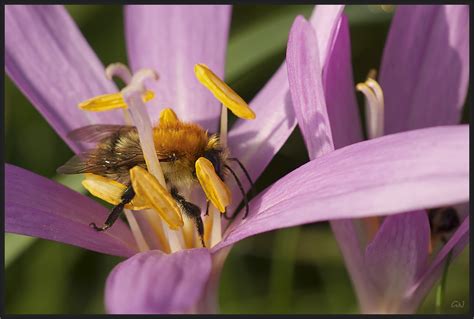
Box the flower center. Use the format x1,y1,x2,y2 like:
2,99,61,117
77,63,254,253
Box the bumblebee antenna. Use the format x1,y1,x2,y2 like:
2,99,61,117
228,158,255,197
224,164,249,220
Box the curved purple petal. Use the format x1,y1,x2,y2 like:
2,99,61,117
215,125,469,251
402,215,469,312
363,211,430,313
287,16,334,158
322,14,368,311
380,5,469,134
323,15,363,149
227,5,344,213
6,164,137,257
125,5,231,131
309,5,345,67
5,5,122,154
227,64,295,198
105,249,212,314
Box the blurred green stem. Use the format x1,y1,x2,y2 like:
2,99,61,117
435,250,453,313
268,226,301,313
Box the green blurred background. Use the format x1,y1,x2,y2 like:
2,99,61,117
4,5,469,314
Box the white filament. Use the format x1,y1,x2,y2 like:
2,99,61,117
124,210,150,252
356,76,385,139
105,63,133,84
220,105,228,147
208,104,229,247
210,206,222,248
120,68,184,252
105,63,150,250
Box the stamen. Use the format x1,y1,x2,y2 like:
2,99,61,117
203,206,214,247
179,188,197,249
79,64,186,252
195,157,231,213
194,63,256,120
365,78,384,138
105,63,133,84
220,105,228,147
78,91,155,112
117,68,184,252
142,209,171,253
209,205,222,248
124,210,150,252
356,69,385,139
163,227,186,253
81,173,148,210
208,103,229,248
105,63,134,125
129,166,184,230
121,80,166,186
182,213,197,249
159,108,179,125
131,68,159,85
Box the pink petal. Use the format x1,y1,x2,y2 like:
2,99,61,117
5,5,123,154
227,63,295,194
287,15,334,159
105,249,212,314
319,14,367,310
6,164,137,257
215,125,469,251
309,5,345,67
363,211,430,313
226,5,344,212
323,14,363,148
330,220,371,308
380,5,469,134
124,5,231,131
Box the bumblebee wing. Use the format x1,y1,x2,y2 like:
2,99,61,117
67,125,135,143
57,149,173,176
56,150,107,175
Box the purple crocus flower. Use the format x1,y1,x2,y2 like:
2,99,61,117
285,5,469,313
5,4,468,314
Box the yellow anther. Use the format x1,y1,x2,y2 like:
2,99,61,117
78,90,155,112
159,108,179,125
195,157,231,213
129,166,184,230
194,63,256,120
81,173,148,210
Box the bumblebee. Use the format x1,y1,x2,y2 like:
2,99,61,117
57,116,253,247
428,206,460,244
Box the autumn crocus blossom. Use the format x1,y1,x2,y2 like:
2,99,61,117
285,5,469,314
5,4,468,314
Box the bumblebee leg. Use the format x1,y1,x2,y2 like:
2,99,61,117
205,200,210,216
171,188,206,248
90,185,135,232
